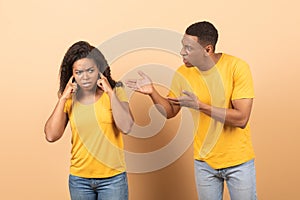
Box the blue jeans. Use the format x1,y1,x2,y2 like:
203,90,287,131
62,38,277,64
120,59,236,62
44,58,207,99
194,159,257,200
69,172,128,200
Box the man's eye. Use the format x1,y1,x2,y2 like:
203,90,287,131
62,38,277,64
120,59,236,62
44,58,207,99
76,71,82,75
186,46,192,51
88,69,94,73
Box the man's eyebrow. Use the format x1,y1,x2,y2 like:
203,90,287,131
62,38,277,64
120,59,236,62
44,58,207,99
184,44,192,48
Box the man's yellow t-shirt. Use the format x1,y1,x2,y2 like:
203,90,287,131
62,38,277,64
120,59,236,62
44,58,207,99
169,53,255,169
64,86,127,178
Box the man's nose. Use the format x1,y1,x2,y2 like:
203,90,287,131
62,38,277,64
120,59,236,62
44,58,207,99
180,47,187,56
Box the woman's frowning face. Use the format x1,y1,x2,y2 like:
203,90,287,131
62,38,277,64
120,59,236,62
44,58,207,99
72,58,99,91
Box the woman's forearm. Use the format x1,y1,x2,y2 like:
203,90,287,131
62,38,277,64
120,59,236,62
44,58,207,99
44,98,68,142
110,92,134,134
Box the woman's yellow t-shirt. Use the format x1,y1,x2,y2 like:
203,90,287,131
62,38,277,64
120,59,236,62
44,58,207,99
64,86,127,178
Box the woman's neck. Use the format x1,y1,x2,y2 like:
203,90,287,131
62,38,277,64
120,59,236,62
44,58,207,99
76,87,103,104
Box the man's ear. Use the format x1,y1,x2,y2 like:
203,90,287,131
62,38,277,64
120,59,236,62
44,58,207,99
204,45,214,56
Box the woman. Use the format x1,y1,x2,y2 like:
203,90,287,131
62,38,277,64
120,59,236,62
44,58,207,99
44,41,134,200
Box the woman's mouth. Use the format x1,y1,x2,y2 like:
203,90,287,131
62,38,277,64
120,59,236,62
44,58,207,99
81,82,92,87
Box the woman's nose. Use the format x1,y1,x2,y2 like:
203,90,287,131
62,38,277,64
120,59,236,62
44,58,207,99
82,72,89,79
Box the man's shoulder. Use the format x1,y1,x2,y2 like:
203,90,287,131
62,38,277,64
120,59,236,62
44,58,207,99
222,53,248,65
176,64,188,70
176,64,196,73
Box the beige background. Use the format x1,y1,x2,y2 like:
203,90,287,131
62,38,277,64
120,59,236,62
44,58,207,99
1,0,300,199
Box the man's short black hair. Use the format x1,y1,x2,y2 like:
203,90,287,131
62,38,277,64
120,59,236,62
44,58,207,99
185,21,218,51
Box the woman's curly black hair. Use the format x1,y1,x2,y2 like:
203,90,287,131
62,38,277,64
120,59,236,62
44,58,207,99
58,41,120,95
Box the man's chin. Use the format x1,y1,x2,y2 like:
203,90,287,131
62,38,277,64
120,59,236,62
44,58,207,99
183,58,193,67
184,62,193,67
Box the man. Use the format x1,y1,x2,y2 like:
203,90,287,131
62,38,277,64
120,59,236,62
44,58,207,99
126,21,257,200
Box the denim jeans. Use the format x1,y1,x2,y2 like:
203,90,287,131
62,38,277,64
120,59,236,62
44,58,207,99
69,172,128,200
194,159,257,200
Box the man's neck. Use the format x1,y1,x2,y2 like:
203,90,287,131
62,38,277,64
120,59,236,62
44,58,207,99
197,53,222,71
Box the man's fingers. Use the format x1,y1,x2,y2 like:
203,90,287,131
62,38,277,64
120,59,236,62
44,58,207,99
182,90,192,96
125,79,137,84
138,70,150,80
167,97,181,105
125,79,138,88
182,90,197,100
168,99,181,105
167,97,179,102
125,82,138,90
137,70,145,77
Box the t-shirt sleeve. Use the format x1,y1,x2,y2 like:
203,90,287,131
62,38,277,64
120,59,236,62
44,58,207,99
232,60,255,100
167,70,186,98
63,98,72,114
115,85,128,102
